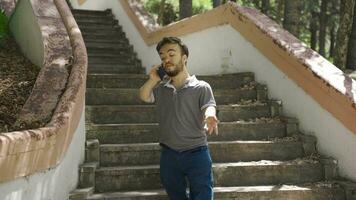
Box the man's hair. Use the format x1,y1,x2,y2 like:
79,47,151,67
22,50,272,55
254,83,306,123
156,37,189,57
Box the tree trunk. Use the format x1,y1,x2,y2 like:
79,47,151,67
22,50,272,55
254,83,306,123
346,0,356,70
334,0,355,69
283,0,301,37
179,0,192,20
253,0,260,9
329,25,336,58
158,0,166,25
275,0,284,24
310,11,318,50
261,0,270,16
318,0,328,56
212,0,221,8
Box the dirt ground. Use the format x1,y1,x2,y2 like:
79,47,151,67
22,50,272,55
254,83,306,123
0,38,40,133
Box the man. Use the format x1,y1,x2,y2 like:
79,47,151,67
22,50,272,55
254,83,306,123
139,36,218,200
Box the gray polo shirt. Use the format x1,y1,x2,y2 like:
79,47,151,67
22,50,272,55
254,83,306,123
152,75,216,151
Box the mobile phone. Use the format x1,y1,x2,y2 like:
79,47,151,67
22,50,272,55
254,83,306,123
156,64,167,80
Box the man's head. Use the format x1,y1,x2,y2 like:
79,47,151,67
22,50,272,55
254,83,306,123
156,37,189,58
156,37,189,77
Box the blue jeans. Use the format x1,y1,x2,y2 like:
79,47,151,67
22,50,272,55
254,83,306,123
160,144,214,200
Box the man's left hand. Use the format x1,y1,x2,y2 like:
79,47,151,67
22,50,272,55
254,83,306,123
204,116,219,135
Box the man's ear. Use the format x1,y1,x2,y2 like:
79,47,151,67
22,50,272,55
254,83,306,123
182,55,187,62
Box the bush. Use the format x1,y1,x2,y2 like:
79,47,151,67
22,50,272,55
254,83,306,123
0,10,9,46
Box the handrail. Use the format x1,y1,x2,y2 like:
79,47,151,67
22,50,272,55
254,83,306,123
0,0,87,183
120,0,356,134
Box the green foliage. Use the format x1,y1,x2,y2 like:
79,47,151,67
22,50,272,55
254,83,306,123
143,0,178,25
143,0,212,25
144,0,177,19
192,0,212,14
0,10,9,46
142,0,342,64
235,0,255,7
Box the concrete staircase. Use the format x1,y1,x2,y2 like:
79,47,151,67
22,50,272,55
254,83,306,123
69,9,355,200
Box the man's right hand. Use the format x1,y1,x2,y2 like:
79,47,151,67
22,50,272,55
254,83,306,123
149,64,162,83
139,65,162,103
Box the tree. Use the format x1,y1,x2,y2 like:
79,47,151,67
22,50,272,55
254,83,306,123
179,0,192,19
261,0,270,16
274,0,284,24
318,0,328,56
142,0,348,66
329,24,336,58
334,0,355,69
162,3,178,25
327,0,340,58
310,11,318,50
157,0,166,25
346,0,356,70
212,0,221,8
283,0,302,37
253,0,261,9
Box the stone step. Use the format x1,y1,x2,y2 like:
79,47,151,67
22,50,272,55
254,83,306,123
94,160,324,192
79,25,120,33
75,18,117,25
87,50,134,58
73,14,114,24
88,64,145,74
74,15,114,23
100,139,304,166
83,37,129,45
86,42,130,52
86,183,346,200
77,20,119,29
72,9,111,16
87,74,147,88
86,103,273,124
86,119,291,144
88,56,135,66
86,45,133,55
85,87,262,105
82,32,126,41
69,187,94,200
86,72,255,89
86,42,132,52
81,26,123,34
80,26,124,35
88,51,137,61
72,10,112,20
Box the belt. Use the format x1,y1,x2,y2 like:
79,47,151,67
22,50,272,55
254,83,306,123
160,143,207,153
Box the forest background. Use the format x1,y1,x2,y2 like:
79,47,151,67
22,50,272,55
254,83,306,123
142,0,356,71
0,0,355,131
1,0,356,71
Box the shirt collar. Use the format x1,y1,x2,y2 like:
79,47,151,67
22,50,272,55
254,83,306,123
164,75,199,90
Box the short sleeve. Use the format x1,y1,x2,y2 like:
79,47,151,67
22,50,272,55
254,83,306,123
151,86,158,103
199,83,216,110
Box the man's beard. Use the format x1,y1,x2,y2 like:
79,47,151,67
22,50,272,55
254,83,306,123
165,60,183,77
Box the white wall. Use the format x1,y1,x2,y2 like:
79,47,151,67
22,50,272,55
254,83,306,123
71,0,356,181
0,111,86,200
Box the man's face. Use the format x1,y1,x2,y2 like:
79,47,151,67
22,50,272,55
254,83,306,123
159,43,186,77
